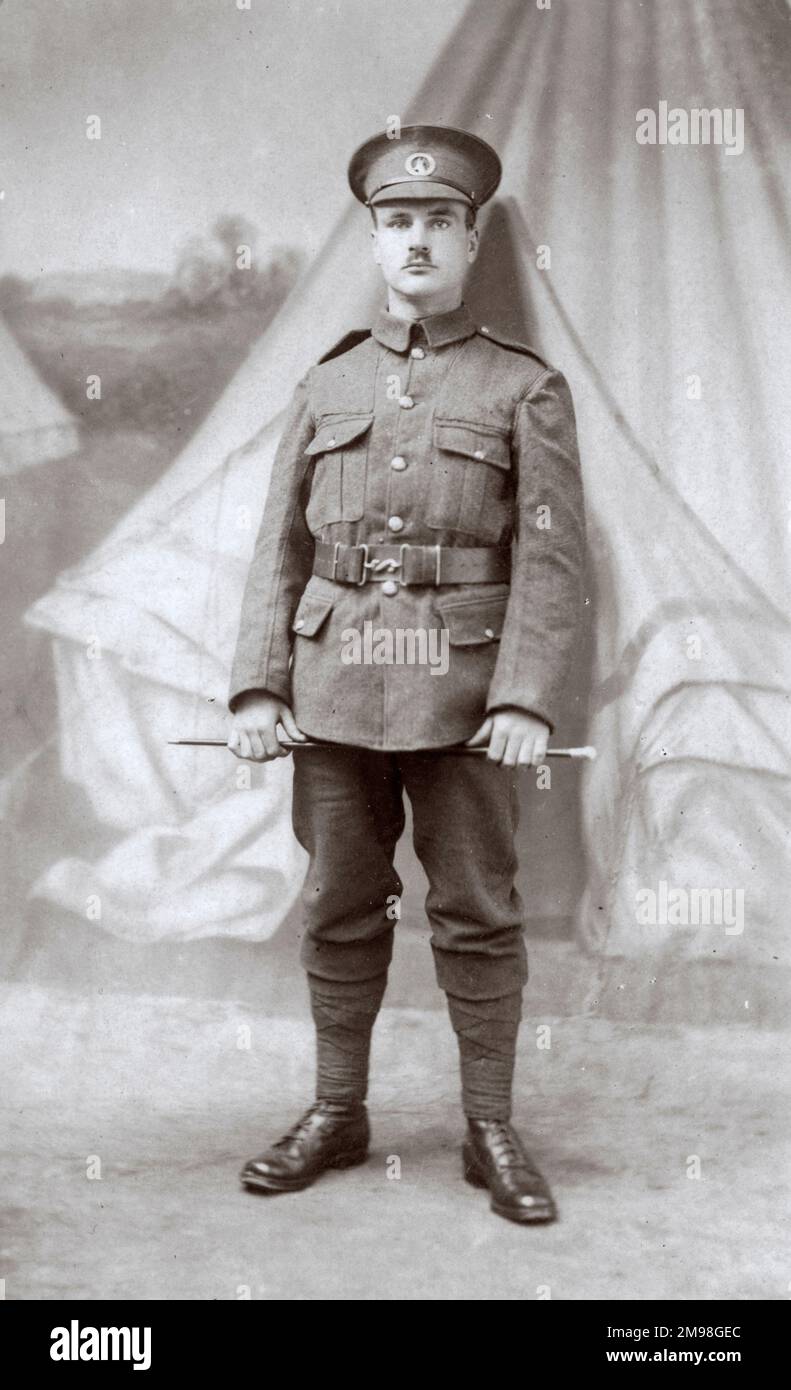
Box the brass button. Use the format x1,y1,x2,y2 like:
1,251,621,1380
474,449,485,460
390,455,407,471
398,395,414,409
326,437,336,447
484,627,495,639
381,579,398,596
294,619,305,631
410,346,425,359
387,515,404,533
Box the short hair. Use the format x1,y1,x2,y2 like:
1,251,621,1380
369,203,477,230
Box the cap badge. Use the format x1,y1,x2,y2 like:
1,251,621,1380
404,151,436,177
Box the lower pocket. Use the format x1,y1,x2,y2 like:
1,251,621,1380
434,592,509,646
291,592,336,638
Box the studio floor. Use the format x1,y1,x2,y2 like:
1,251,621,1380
2,960,788,1301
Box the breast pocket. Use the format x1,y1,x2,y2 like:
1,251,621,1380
303,415,373,529
426,419,513,544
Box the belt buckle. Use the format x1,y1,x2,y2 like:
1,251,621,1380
397,543,412,587
355,543,370,585
360,544,404,584
330,541,342,582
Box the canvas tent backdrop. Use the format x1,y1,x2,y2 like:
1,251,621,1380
13,0,791,1015
0,317,79,474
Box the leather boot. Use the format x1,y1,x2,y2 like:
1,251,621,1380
463,1118,557,1224
240,1100,370,1193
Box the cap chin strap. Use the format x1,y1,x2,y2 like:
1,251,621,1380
366,174,477,206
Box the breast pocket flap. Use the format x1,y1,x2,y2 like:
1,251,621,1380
304,416,374,456
292,593,335,637
434,594,509,646
433,420,511,469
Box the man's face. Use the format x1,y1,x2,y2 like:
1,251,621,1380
370,199,479,304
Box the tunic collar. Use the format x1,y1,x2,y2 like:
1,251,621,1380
371,301,477,352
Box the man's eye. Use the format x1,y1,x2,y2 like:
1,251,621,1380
430,218,450,228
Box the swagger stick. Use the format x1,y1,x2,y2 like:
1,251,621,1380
168,739,596,758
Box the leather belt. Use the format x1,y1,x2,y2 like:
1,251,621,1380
313,541,511,587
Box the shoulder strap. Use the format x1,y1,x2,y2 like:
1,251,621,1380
317,329,372,365
475,325,552,370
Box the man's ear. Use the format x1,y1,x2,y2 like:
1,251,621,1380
467,225,480,263
370,218,381,265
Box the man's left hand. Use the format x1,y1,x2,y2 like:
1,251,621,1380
465,708,550,766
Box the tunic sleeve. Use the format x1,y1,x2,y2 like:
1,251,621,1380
485,367,586,734
227,373,316,712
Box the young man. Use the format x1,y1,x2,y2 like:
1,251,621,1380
227,125,586,1224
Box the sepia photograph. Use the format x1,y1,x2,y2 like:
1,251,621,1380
1,0,789,1324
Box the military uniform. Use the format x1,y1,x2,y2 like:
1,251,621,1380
228,303,584,746
231,127,586,1218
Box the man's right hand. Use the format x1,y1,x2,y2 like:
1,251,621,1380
227,691,308,761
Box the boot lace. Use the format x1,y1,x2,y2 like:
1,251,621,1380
486,1122,525,1167
272,1100,354,1149
272,1102,325,1149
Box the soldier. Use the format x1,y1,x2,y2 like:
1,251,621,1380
227,125,586,1224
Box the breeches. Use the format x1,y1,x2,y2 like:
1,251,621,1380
291,745,528,1001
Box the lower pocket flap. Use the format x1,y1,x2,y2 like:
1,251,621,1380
292,594,335,637
435,595,509,645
